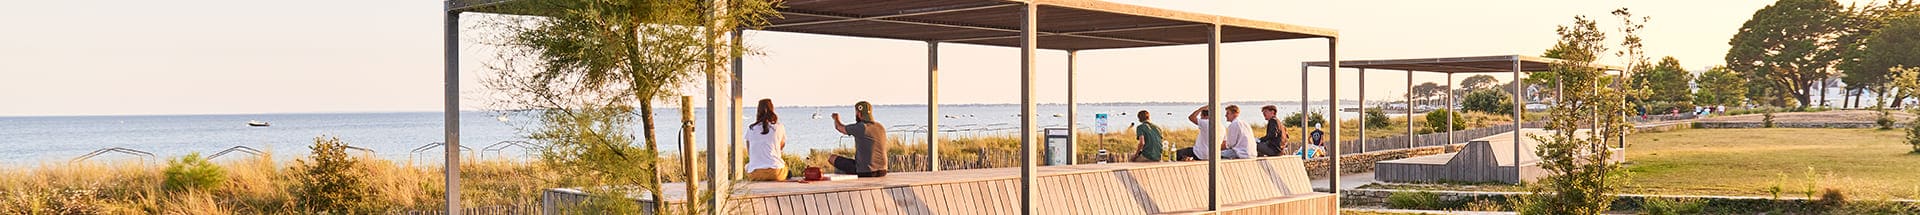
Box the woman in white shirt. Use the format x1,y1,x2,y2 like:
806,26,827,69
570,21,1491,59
745,99,788,181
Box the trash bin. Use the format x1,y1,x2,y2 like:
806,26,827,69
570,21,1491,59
1043,127,1071,166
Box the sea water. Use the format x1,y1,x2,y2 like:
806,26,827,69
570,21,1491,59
0,103,1358,165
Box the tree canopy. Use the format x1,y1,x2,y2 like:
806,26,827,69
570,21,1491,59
1693,66,1749,106
1631,57,1694,103
1726,0,1847,108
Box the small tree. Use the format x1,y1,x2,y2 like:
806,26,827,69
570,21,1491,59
1424,109,1465,132
1516,9,1636,215
1463,89,1514,115
1284,111,1327,127
1364,108,1391,129
162,152,225,192
291,136,383,214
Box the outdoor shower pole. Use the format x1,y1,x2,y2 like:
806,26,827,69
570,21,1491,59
1205,24,1223,211
927,41,940,172
440,6,462,214
1017,3,1039,214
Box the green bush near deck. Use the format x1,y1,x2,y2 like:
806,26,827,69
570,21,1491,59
163,152,225,192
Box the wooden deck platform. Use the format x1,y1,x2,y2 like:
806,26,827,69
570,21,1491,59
1375,129,1622,184
543,156,1334,214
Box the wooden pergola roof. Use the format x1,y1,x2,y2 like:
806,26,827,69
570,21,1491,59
449,0,1338,50
1303,55,1620,73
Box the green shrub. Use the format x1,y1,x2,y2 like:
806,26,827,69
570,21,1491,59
290,136,384,214
162,152,225,192
1284,111,1326,127
1763,109,1777,128
1424,109,1466,132
1386,191,1444,210
1907,114,1920,154
1641,197,1705,215
1878,110,1895,130
1462,89,1513,115
1363,108,1391,129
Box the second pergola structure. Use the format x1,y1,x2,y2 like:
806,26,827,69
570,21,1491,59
1303,55,1549,178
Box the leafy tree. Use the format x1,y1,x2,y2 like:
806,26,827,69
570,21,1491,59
1463,89,1514,115
162,152,225,192
481,0,780,213
1837,1,1920,107
1515,9,1635,215
1423,109,1464,132
1726,0,1848,108
1693,66,1749,106
1460,74,1501,90
291,136,383,214
1857,14,1920,107
1631,57,1694,103
1364,108,1391,129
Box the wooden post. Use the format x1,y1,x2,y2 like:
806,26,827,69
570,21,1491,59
681,96,697,214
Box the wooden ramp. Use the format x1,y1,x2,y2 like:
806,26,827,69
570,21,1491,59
1375,129,1621,184
544,156,1334,214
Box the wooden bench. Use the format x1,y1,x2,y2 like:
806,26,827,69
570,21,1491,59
544,156,1334,214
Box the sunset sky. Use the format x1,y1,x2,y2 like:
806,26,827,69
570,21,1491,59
1,0,1874,116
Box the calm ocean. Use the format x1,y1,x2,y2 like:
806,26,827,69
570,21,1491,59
0,103,1356,165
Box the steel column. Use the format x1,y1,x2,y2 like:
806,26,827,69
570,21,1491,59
927,41,941,172
1017,3,1039,214
1326,38,1341,197
1205,24,1223,211
704,1,735,211
1300,64,1310,147
731,29,746,180
1512,59,1523,177
440,7,462,215
1067,50,1078,165
1406,70,1414,149
1445,73,1454,144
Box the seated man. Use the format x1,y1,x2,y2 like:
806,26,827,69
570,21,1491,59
1175,105,1214,161
1131,110,1166,162
1255,105,1288,157
830,101,889,177
1219,105,1256,159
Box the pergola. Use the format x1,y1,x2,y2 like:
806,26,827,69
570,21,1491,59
442,0,1337,214
1303,55,1620,182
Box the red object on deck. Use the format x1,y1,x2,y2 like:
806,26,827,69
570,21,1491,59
803,167,824,181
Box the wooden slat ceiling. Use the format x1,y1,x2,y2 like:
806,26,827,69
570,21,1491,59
450,0,1338,50
1303,55,1620,73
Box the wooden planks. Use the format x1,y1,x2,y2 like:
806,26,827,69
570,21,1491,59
542,156,1330,214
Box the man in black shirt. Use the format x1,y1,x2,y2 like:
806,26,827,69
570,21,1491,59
1256,105,1288,157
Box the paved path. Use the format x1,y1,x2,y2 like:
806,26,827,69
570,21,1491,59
1310,171,1376,191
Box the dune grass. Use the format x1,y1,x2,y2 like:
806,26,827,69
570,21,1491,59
1622,128,1920,199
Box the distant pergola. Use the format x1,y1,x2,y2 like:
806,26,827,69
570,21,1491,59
441,0,1339,214
1303,55,1620,179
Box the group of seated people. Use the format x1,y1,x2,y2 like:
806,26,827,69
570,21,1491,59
744,99,890,182
1130,105,1327,162
741,100,1328,182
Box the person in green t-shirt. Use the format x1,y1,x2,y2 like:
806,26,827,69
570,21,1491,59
1132,110,1165,162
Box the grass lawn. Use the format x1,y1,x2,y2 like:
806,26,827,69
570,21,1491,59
1624,128,1920,199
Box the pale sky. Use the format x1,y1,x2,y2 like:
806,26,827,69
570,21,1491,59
0,0,1869,116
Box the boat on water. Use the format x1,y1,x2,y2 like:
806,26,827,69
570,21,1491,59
246,120,270,127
